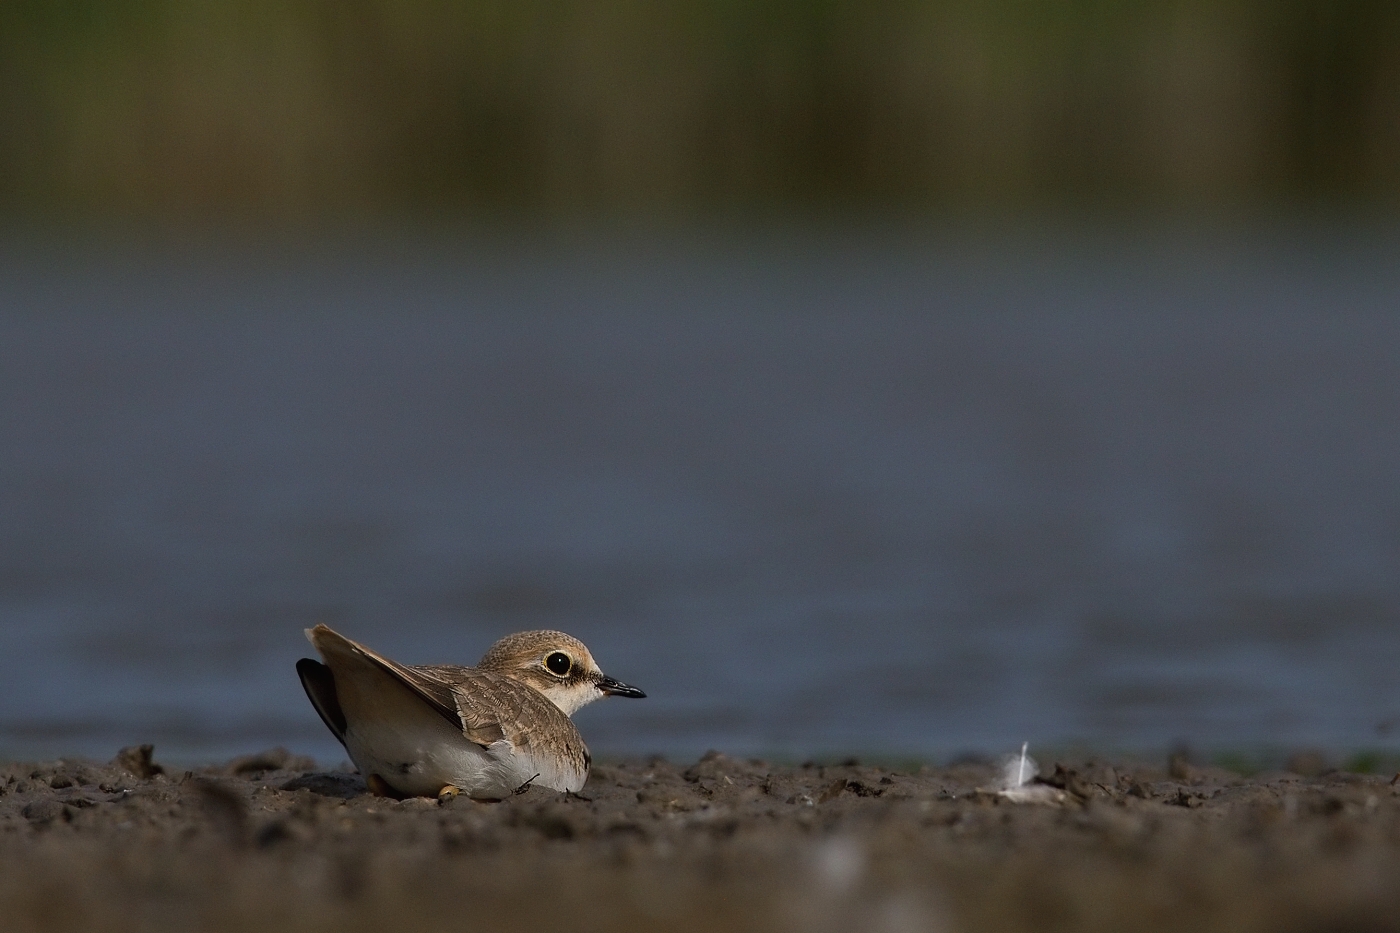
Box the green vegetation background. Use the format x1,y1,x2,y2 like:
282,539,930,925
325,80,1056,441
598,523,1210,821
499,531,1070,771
3,0,1398,222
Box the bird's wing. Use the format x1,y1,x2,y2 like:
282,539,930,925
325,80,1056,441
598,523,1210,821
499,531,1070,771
306,624,461,733
296,657,348,746
418,666,591,784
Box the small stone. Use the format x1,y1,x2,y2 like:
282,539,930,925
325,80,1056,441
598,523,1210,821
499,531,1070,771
112,745,164,779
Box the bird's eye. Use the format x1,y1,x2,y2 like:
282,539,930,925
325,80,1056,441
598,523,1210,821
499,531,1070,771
545,652,572,676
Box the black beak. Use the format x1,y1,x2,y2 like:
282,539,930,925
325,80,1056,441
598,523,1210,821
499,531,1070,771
597,674,646,698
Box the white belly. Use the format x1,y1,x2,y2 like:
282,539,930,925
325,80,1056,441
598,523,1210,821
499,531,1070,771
345,717,536,799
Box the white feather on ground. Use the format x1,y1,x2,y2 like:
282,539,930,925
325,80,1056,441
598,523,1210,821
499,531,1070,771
994,742,1066,804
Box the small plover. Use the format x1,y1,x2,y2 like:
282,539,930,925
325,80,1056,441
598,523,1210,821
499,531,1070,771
297,624,645,800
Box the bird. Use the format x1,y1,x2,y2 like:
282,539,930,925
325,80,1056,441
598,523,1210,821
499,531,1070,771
296,624,645,800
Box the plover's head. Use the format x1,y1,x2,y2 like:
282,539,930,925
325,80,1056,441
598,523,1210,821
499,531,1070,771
477,630,646,716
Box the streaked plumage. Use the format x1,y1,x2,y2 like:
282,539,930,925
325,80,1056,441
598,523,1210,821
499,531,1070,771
298,624,645,799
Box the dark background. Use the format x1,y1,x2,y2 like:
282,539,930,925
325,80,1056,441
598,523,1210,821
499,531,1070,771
3,0,1400,223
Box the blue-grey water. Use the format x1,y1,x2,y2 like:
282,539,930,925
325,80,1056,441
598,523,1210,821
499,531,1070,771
3,231,1400,766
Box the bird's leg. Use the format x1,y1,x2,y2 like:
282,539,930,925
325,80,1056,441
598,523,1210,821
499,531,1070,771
514,773,541,795
366,774,394,798
437,784,462,804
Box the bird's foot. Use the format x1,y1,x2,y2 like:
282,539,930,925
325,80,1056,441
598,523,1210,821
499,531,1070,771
366,773,394,798
514,773,541,795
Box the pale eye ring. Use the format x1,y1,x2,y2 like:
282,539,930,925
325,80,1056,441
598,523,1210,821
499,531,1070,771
545,652,572,676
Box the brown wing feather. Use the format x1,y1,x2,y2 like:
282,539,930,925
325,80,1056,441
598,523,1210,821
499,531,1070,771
418,666,576,749
417,666,590,774
307,625,461,732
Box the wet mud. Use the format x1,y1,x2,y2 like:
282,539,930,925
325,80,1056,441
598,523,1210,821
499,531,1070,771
3,747,1400,933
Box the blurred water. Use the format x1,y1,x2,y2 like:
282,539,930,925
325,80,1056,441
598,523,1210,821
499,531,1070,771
2,231,1400,765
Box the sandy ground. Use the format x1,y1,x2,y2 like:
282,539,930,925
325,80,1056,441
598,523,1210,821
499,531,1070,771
3,746,1400,933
